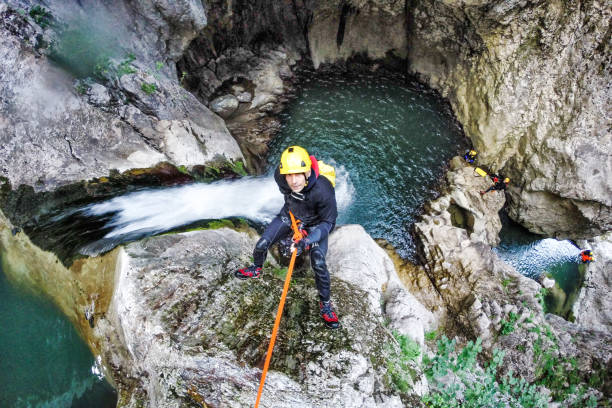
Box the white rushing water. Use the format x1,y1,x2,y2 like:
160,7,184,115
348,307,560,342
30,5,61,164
79,167,355,255
493,238,582,279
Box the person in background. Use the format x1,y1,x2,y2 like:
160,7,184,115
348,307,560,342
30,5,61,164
481,177,510,196
464,150,477,164
580,249,594,264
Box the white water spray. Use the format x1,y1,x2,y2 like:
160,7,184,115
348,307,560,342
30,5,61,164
494,238,582,279
79,167,354,255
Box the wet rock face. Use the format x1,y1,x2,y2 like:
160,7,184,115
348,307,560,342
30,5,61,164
97,227,424,407
308,0,407,69
407,0,611,238
0,4,244,192
572,234,612,332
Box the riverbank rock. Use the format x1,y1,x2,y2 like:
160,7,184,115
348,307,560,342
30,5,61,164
328,224,436,347
414,158,612,395
414,157,543,347
0,4,244,192
572,234,612,332
407,0,611,238
90,227,434,406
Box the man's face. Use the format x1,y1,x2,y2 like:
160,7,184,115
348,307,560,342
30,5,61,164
285,171,310,193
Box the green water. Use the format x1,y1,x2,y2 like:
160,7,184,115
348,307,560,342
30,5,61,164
267,74,466,259
494,214,584,315
0,263,117,408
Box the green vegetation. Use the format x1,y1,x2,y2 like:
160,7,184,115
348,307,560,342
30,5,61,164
141,82,157,95
501,278,512,293
229,160,247,176
117,54,137,76
536,288,548,312
29,6,52,28
422,336,549,407
499,311,519,336
179,71,188,87
155,61,164,71
75,80,91,95
425,330,438,342
529,324,601,406
386,331,421,392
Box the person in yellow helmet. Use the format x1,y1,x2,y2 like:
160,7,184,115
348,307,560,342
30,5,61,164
464,150,477,164
480,175,510,196
235,146,340,329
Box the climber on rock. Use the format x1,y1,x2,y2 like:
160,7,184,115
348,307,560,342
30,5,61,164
464,149,477,164
235,145,340,329
580,249,594,264
480,176,509,196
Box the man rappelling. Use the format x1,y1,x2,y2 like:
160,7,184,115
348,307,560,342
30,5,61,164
235,145,340,329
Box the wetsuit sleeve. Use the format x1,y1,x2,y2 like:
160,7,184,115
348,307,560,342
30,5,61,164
315,183,338,226
305,221,333,244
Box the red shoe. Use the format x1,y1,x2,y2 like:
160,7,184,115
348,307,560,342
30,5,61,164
235,265,262,280
319,300,340,329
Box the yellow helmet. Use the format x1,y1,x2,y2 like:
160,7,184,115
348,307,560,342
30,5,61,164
469,150,477,156
504,177,510,183
279,146,312,174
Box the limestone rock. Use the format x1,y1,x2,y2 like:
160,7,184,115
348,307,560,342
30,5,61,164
308,0,407,69
414,158,543,346
210,94,239,118
91,228,425,406
572,234,612,332
407,0,611,238
236,91,252,103
328,224,436,345
87,83,112,107
0,6,244,192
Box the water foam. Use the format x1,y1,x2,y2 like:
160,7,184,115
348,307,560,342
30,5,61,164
79,172,355,255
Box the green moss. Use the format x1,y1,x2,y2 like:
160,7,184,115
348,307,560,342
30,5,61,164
141,82,157,95
29,5,52,28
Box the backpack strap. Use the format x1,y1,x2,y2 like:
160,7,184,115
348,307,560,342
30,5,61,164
310,155,320,178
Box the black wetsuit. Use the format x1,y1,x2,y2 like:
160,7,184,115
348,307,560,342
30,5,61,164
253,166,338,302
484,180,507,193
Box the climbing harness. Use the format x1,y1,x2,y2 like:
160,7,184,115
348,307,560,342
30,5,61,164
254,211,303,408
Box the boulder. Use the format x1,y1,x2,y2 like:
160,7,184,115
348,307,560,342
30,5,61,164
91,227,424,406
328,224,436,345
210,94,239,118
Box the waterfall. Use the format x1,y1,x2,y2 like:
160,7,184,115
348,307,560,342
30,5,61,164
78,167,354,255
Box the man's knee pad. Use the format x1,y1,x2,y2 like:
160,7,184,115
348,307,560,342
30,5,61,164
255,237,271,252
310,248,327,272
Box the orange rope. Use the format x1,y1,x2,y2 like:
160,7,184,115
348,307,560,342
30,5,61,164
254,211,302,408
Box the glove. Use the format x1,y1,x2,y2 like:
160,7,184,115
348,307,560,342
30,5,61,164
292,237,310,257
